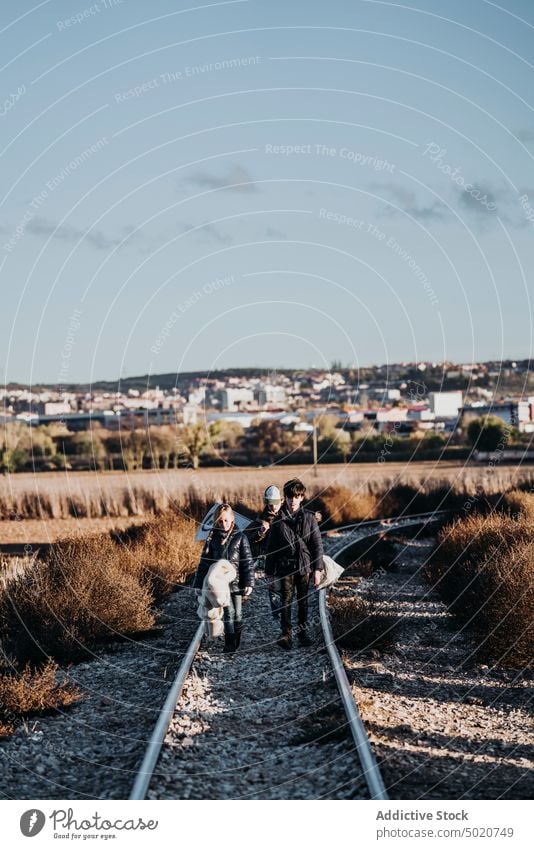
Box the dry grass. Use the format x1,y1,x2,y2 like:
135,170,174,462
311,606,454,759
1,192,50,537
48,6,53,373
0,510,199,664
115,511,201,603
375,480,470,516
499,489,534,521
1,463,533,522
0,538,156,663
0,509,198,738
329,593,399,653
0,661,81,737
0,515,150,545
427,513,534,668
308,485,379,527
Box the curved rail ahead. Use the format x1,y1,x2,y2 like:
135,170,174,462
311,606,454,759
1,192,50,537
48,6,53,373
318,509,448,800
129,509,449,800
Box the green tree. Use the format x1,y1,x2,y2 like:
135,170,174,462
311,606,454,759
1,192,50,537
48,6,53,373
30,427,56,458
328,428,351,460
421,431,447,450
248,420,305,463
467,416,509,452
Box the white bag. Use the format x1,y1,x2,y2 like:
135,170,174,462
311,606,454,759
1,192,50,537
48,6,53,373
316,554,344,589
196,558,237,639
204,558,237,607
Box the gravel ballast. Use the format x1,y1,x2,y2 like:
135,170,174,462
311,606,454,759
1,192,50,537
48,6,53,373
149,570,369,800
0,585,199,799
333,534,534,800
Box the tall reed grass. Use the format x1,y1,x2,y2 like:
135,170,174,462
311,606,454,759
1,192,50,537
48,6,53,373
1,466,533,522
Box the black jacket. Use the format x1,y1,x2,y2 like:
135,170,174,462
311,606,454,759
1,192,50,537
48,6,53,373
193,528,255,593
265,506,324,577
245,504,278,558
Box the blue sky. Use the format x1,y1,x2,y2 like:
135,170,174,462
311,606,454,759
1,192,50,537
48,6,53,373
1,0,533,384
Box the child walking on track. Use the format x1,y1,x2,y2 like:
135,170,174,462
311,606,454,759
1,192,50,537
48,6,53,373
193,503,255,653
246,485,283,619
265,478,324,650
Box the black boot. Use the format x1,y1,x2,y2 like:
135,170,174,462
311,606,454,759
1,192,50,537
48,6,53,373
277,631,293,651
234,622,243,650
223,632,237,653
298,628,313,647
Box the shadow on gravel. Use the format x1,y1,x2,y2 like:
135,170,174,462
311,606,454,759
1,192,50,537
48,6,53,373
368,734,534,799
289,702,350,746
346,664,533,711
367,721,534,764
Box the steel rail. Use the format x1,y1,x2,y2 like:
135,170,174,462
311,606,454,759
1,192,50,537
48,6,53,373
130,509,449,800
129,621,204,800
324,508,451,535
319,510,447,800
318,589,388,799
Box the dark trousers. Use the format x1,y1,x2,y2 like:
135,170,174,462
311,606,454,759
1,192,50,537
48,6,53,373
223,592,243,636
280,573,310,636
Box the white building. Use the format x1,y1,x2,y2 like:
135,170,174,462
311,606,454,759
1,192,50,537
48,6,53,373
255,383,287,407
218,388,254,411
188,388,206,405
182,404,199,425
44,401,72,416
429,391,463,417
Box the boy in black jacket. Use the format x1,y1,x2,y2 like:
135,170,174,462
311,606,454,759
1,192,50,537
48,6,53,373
246,485,283,619
265,478,324,650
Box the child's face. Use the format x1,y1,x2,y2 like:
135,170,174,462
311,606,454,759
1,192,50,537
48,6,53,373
285,494,304,512
218,511,233,532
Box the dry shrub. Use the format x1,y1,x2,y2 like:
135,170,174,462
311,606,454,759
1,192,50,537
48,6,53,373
118,511,201,602
427,513,533,667
377,481,468,517
0,536,156,663
329,593,398,652
0,508,201,664
0,660,81,735
431,512,531,571
500,489,534,521
1,556,34,585
308,485,379,528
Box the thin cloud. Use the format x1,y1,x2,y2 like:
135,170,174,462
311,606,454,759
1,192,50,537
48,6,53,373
370,179,532,229
371,182,448,221
26,216,136,250
182,164,257,193
197,222,233,244
178,221,233,243
265,226,287,239
455,182,519,228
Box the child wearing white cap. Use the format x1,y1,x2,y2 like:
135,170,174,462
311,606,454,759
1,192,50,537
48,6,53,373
246,485,283,619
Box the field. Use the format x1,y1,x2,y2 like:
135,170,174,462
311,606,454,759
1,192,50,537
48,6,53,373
1,462,533,544
1,462,532,741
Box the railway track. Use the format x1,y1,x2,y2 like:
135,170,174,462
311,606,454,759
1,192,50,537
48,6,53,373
130,510,447,801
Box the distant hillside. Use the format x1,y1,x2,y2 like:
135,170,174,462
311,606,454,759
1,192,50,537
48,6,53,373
5,359,532,395
6,368,297,393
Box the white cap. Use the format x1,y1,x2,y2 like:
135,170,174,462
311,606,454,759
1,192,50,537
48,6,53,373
264,485,282,504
